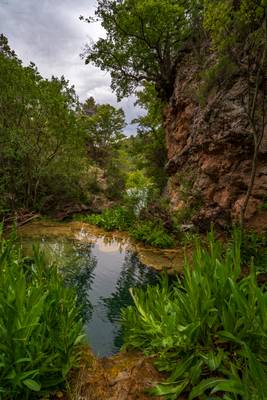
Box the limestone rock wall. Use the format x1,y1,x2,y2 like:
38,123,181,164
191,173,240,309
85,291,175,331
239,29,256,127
164,56,267,230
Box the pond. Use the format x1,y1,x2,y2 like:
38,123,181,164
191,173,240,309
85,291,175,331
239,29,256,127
18,222,161,357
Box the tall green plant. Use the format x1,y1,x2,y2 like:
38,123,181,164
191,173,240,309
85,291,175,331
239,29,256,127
0,231,84,399
122,231,267,399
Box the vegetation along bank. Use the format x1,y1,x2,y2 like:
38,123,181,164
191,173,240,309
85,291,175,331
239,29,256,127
0,0,267,399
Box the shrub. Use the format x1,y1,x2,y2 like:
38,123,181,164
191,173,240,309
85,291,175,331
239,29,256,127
130,221,175,248
78,208,175,248
124,170,155,216
78,206,135,231
122,231,267,399
0,231,84,399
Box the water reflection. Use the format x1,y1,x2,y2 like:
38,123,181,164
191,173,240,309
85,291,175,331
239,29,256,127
61,242,97,322
20,234,158,357
21,237,97,321
101,251,158,348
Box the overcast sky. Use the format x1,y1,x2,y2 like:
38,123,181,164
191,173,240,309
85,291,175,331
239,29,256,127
0,0,141,134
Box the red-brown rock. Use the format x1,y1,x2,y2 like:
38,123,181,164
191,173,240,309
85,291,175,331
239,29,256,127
164,54,267,229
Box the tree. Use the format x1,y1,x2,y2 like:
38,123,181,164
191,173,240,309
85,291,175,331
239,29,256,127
80,100,125,167
82,96,97,116
0,36,87,213
130,83,167,190
82,0,202,100
79,99,127,199
82,0,267,226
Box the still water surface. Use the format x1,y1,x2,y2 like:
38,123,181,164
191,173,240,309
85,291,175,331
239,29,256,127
20,230,158,357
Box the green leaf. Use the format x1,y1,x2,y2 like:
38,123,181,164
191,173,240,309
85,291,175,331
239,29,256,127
189,378,227,399
14,357,31,364
218,330,244,345
74,334,85,346
23,379,41,392
211,379,244,395
151,379,189,397
202,349,225,371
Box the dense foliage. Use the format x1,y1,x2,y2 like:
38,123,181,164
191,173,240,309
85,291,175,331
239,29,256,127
240,231,267,273
0,231,84,399
80,97,125,168
0,35,89,215
83,0,267,222
80,206,134,231
84,0,267,101
0,34,133,217
122,231,267,399
130,220,175,248
77,204,175,248
129,84,168,191
2,2,267,399
82,0,200,100
79,97,127,199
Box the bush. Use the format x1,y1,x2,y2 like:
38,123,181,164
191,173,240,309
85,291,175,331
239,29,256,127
130,221,175,248
0,231,84,399
78,206,135,231
122,231,267,399
78,208,175,248
124,170,155,216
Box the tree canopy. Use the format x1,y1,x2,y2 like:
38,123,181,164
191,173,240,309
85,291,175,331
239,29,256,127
130,83,167,190
82,0,201,100
0,35,86,213
79,99,125,167
83,0,267,223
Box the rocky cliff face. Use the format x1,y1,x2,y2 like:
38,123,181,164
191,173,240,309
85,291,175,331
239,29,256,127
164,55,267,231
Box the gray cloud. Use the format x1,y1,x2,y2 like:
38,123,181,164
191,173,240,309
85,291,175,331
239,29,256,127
0,0,143,134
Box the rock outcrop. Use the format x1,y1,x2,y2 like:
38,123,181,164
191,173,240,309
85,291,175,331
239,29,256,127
70,350,165,400
164,55,267,230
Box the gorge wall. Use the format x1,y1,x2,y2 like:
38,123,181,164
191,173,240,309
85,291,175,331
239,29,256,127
164,55,267,231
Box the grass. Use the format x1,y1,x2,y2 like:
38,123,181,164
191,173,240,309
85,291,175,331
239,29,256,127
0,228,85,399
122,230,267,399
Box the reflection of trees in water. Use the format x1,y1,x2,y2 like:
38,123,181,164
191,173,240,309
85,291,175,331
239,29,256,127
22,237,97,322
60,241,97,322
101,250,158,349
22,236,158,354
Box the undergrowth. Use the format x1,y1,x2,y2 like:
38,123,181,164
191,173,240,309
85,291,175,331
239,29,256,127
240,231,267,273
78,206,134,231
130,220,175,248
77,207,175,248
0,229,84,399
122,231,267,399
